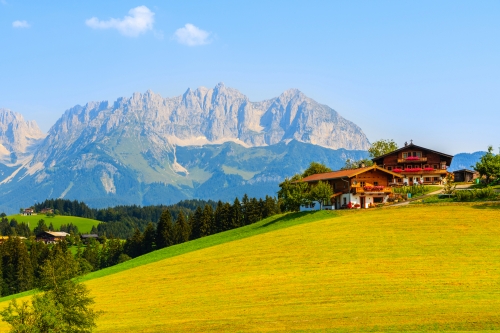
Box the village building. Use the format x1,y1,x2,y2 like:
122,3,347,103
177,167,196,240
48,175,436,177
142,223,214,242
0,236,27,244
453,169,479,183
36,231,69,244
300,165,403,210
40,208,54,214
371,141,453,185
80,234,99,244
22,208,37,216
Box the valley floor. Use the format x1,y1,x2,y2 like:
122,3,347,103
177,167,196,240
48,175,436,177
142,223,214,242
1,203,499,332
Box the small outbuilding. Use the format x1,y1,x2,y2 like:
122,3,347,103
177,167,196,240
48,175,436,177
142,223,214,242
80,234,99,244
453,169,479,182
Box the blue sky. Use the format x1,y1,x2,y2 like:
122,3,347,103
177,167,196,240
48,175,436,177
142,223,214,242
1,1,499,154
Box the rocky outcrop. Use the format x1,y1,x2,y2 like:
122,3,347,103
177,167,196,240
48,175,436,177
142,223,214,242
0,109,46,164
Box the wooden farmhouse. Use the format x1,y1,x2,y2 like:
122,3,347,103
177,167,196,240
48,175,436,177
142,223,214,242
300,165,403,210
22,208,36,216
371,142,453,185
453,169,479,182
36,231,69,244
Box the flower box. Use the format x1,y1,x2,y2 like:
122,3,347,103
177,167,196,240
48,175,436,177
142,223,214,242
424,167,434,171
406,156,420,160
406,168,422,172
393,168,403,173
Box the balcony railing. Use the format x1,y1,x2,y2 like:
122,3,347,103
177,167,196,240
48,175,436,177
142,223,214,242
397,157,427,163
392,168,447,174
355,186,392,194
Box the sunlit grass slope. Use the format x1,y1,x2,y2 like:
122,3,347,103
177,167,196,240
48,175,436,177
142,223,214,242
6,214,100,233
3,204,500,332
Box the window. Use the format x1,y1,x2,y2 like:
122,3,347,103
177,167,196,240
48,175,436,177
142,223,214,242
373,197,383,203
433,164,438,169
397,178,403,183
433,177,440,181
407,165,412,169
360,181,366,187
402,152,408,158
343,197,347,205
374,181,378,186
424,177,431,182
387,166,392,171
424,164,429,168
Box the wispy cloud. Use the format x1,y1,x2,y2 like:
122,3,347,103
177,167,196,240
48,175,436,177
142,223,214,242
12,20,30,28
85,6,154,37
174,24,212,46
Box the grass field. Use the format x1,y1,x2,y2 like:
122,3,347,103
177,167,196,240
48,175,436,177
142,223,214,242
2,204,500,332
6,214,101,233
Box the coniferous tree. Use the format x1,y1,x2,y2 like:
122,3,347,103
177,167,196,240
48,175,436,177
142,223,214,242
221,203,232,231
214,201,224,233
156,210,174,249
124,228,144,258
242,194,250,226
200,205,214,237
190,207,203,240
142,222,156,253
230,197,243,229
82,239,100,271
174,211,190,244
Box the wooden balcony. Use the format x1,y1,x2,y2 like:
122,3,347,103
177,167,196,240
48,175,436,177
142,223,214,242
355,187,392,194
397,157,427,163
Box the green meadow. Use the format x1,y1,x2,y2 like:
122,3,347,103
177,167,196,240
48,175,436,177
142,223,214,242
1,204,500,332
6,214,100,233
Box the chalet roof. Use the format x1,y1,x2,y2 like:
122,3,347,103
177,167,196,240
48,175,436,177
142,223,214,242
43,231,69,237
453,169,477,174
371,143,454,162
300,165,403,183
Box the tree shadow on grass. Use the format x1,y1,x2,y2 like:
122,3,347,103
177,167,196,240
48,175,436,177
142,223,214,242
259,211,319,228
470,203,500,210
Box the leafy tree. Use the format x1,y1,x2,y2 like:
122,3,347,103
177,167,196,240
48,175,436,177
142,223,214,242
302,162,332,178
442,173,456,196
278,175,310,212
33,219,48,236
308,180,333,210
156,210,174,249
1,251,101,333
368,139,398,158
473,146,500,184
341,158,373,170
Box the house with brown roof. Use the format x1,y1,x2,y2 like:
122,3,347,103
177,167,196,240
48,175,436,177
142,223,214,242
36,231,70,244
299,165,403,210
371,141,453,185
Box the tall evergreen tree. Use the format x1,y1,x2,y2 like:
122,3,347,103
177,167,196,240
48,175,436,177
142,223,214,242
142,223,156,254
242,194,250,226
190,207,203,240
124,228,144,258
174,211,190,244
199,205,214,237
156,210,174,249
230,197,243,229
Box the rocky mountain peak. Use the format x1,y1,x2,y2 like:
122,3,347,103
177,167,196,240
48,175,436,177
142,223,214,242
0,109,46,164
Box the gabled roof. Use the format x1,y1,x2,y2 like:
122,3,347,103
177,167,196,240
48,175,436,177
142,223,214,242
300,165,403,183
453,169,477,173
43,231,69,237
371,143,454,162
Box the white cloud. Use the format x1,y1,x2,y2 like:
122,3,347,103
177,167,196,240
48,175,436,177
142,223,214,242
85,6,154,37
174,24,211,46
12,20,30,28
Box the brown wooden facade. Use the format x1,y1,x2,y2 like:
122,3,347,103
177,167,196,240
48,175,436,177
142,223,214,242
300,165,403,209
371,142,453,185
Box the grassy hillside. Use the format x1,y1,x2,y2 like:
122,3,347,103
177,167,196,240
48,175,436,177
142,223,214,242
7,214,100,233
2,204,500,332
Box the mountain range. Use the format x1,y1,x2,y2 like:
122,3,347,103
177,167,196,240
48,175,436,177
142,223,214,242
0,84,372,213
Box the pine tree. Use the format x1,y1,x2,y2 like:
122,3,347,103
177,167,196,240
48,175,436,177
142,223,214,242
190,207,203,240
242,194,250,226
200,205,214,237
156,210,174,249
174,211,190,244
142,222,156,253
230,197,243,229
124,228,144,258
